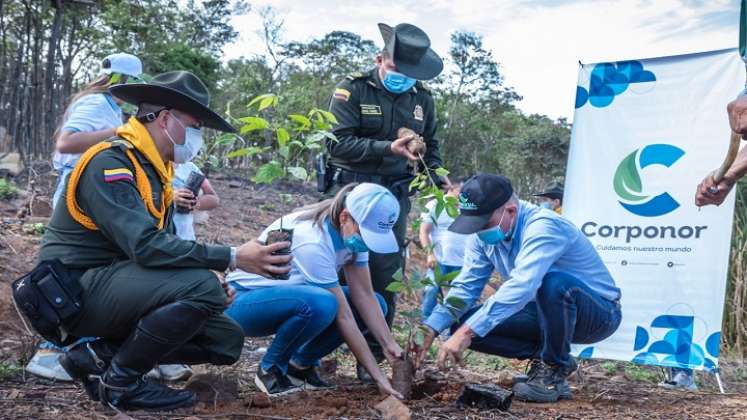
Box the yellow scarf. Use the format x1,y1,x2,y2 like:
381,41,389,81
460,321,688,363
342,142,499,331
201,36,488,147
116,117,174,206
66,117,174,230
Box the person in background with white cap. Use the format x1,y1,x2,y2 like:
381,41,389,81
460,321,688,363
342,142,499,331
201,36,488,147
225,183,405,399
25,52,145,382
410,174,622,403
52,52,144,207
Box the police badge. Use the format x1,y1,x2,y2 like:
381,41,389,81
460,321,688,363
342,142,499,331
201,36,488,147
413,104,424,121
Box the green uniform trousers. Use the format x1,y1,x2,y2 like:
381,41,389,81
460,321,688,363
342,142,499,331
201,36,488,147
67,260,244,366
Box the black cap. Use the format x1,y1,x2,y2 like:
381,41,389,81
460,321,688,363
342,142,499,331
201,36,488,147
448,174,513,234
533,181,564,200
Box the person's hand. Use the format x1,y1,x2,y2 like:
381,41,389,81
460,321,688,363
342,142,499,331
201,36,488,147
426,254,437,269
236,239,292,278
409,327,436,370
390,133,418,160
375,376,404,400
221,281,236,307
436,328,473,372
695,173,735,207
727,95,747,138
174,188,196,211
438,174,453,191
383,341,404,366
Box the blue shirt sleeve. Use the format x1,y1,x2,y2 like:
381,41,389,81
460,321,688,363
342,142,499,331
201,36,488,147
464,218,572,337
424,234,494,334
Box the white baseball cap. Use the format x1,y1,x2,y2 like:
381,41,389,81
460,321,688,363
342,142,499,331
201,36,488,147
101,53,143,79
345,183,400,253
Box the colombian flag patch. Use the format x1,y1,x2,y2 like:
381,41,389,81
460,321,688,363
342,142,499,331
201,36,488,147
104,168,134,183
333,88,351,102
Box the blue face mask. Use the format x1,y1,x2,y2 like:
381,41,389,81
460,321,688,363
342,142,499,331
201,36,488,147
344,233,369,253
539,202,553,210
476,209,512,244
382,70,417,94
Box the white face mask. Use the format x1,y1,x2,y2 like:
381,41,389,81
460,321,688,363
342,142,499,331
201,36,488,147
163,113,204,163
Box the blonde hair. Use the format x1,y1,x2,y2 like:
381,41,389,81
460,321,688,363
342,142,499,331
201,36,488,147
295,183,359,230
53,74,115,141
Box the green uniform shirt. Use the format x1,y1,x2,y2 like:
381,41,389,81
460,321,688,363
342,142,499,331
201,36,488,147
39,141,231,270
328,68,443,176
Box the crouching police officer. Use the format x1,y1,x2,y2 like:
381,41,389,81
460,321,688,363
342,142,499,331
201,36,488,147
37,71,291,411
324,22,447,377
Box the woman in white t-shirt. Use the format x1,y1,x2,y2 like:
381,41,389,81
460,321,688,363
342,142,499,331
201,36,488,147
226,183,404,398
51,53,143,208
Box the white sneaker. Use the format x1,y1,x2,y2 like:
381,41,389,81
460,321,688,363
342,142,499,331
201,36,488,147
25,348,73,381
157,364,193,381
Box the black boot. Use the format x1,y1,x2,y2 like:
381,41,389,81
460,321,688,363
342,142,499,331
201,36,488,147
512,361,574,403
59,340,119,401
98,301,209,411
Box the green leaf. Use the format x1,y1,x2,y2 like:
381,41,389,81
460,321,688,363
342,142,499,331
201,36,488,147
392,268,404,282
288,114,312,129
247,94,275,109
252,161,284,184
226,146,267,159
435,200,445,219
414,329,425,346
278,146,289,158
287,166,308,180
319,110,338,124
238,117,269,134
259,95,276,111
435,167,450,177
386,281,405,293
446,296,467,310
276,127,290,147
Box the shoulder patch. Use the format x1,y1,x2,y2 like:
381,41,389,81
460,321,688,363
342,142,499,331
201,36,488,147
345,72,366,81
103,168,134,183
333,88,351,102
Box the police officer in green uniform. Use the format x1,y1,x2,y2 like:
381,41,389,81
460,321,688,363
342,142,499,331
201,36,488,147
326,23,447,374
38,71,292,411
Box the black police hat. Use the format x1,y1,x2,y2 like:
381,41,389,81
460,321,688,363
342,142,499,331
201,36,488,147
448,174,514,235
533,181,564,200
378,23,444,80
109,71,235,133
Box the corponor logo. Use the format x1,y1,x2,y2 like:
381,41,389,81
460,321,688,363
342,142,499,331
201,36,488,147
613,144,684,217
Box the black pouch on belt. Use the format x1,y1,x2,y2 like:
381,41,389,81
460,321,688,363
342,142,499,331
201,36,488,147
11,259,83,347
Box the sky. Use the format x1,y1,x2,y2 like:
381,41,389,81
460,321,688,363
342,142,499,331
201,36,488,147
223,0,741,121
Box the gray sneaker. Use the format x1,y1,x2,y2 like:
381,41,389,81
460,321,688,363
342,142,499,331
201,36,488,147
659,368,697,391
513,358,577,385
26,348,73,381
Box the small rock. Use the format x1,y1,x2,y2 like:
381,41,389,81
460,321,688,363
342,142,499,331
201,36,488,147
254,346,268,355
375,395,411,420
250,392,272,408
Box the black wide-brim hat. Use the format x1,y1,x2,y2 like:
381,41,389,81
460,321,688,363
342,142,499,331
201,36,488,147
533,181,564,200
109,70,235,133
378,23,443,80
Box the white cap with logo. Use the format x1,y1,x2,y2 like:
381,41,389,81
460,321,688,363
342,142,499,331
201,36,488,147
345,183,400,253
101,52,143,79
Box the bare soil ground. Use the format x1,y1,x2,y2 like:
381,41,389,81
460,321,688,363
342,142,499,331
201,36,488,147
1,168,746,419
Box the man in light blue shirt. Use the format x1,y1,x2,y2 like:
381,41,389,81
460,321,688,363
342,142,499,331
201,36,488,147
411,174,622,403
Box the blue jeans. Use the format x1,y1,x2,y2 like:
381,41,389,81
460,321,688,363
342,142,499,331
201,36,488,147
421,264,462,320
292,287,387,367
454,272,621,371
225,285,387,373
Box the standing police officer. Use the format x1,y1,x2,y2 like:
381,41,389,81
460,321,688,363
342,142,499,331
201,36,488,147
38,71,291,411
326,23,446,375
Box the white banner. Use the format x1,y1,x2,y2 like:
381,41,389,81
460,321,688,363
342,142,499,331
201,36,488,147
565,49,744,370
